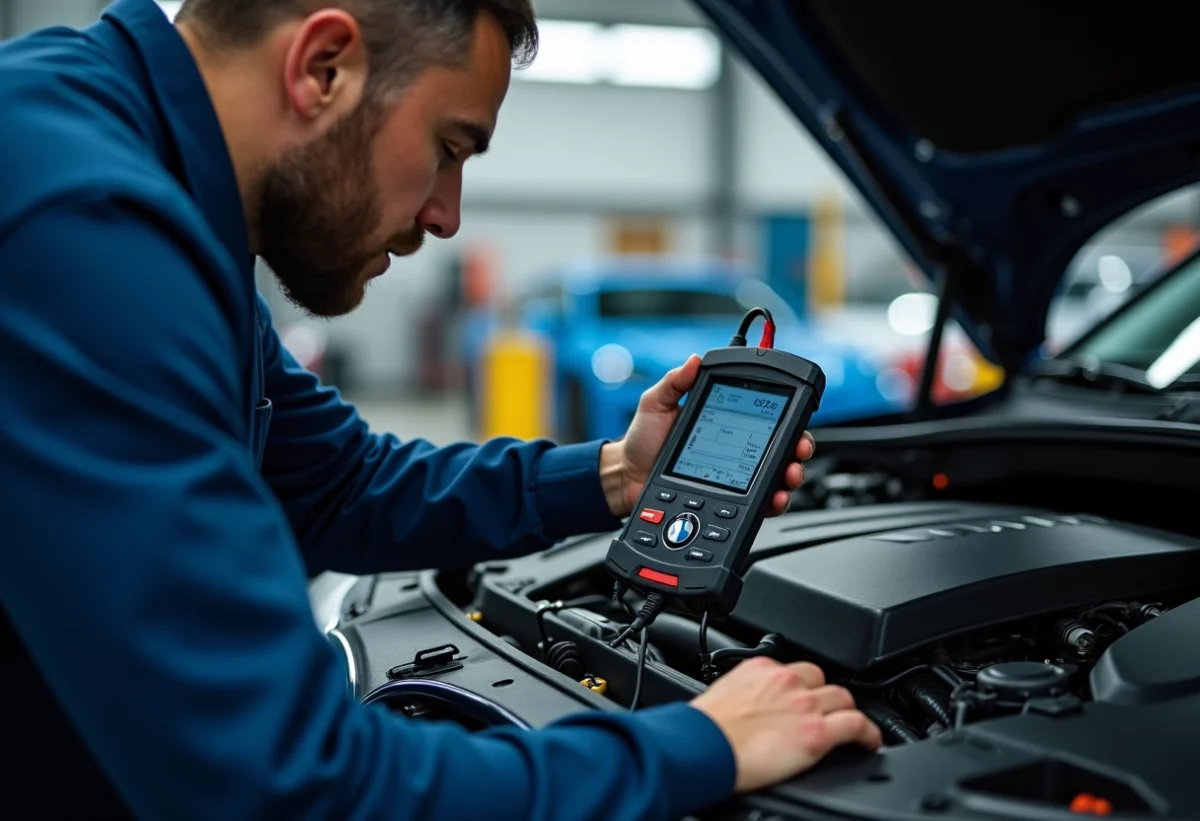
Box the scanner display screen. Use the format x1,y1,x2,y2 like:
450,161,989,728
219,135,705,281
667,379,793,492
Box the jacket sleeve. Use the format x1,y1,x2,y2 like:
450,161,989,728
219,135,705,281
256,295,623,576
0,195,736,821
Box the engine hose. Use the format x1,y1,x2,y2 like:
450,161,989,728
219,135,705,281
860,699,921,745
647,612,744,669
710,633,783,669
903,675,954,727
545,641,585,680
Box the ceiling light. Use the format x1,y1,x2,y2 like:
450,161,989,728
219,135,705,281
515,21,721,90
608,25,721,90
519,21,606,84
1097,255,1133,293
886,292,938,336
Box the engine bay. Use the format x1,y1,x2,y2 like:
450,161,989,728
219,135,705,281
440,492,1200,817
323,411,1200,819
466,500,1200,741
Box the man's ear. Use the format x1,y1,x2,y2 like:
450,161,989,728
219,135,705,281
281,9,368,124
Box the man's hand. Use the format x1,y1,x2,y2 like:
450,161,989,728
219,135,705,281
599,354,816,519
690,658,882,793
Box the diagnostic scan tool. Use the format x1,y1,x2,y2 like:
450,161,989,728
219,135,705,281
604,308,826,616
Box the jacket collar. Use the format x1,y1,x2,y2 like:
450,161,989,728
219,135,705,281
100,0,252,272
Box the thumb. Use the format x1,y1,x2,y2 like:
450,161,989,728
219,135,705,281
645,354,701,412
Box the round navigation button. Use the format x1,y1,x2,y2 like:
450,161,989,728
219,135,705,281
663,512,701,549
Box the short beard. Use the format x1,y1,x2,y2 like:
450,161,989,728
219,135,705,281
257,99,389,318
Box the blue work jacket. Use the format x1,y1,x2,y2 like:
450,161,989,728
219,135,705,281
0,0,736,818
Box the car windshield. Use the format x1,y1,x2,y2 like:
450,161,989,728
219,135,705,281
1069,251,1200,388
597,288,746,319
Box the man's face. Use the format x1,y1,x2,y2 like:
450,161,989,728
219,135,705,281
258,13,511,318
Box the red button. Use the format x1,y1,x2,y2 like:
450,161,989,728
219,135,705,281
637,567,678,587
639,508,665,524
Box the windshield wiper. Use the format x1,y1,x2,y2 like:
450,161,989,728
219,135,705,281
1030,356,1200,394
1028,356,1162,394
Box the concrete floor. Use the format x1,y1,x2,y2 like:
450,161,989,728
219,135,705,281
346,395,476,446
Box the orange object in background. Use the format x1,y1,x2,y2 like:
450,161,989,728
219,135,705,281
1162,225,1198,268
1069,792,1113,815
895,343,1004,405
462,244,497,307
609,218,670,255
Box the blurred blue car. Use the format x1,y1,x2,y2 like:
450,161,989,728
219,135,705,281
462,257,903,443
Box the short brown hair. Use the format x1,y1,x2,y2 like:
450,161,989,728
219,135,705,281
176,0,538,96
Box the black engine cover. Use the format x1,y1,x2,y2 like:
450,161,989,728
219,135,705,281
733,508,1200,670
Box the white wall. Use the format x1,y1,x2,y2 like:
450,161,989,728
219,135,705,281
466,79,716,209
730,57,858,212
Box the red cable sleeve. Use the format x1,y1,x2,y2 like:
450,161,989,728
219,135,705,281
758,319,776,349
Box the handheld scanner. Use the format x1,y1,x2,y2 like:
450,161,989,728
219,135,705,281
604,345,825,614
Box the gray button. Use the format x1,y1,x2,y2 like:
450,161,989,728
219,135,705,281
655,490,676,503
686,548,713,563
702,525,729,542
684,498,705,510
633,531,657,547
715,505,738,519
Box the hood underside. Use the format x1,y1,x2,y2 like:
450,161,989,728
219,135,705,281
695,0,1200,371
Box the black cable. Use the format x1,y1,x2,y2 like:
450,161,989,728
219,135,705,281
612,583,636,620
729,307,774,347
708,633,782,669
1094,613,1129,635
609,592,666,648
536,594,621,658
698,610,718,683
860,700,921,745
849,664,929,689
930,664,965,691
629,627,650,712
903,675,954,727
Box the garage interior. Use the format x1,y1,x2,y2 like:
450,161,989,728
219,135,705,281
2,0,1197,442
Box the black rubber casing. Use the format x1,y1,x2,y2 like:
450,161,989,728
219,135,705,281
604,346,825,613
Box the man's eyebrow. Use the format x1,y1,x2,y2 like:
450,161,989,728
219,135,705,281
452,120,491,156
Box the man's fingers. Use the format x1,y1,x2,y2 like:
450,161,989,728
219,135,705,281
786,661,826,689
771,489,790,515
809,685,856,715
644,355,701,411
822,710,883,751
785,462,804,489
796,431,815,461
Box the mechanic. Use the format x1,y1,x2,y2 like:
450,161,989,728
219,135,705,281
0,0,881,818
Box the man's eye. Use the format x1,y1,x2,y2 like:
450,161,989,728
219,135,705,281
441,143,457,166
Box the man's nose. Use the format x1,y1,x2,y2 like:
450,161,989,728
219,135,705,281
416,171,463,239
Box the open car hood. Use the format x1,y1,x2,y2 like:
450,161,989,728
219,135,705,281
694,1,1200,372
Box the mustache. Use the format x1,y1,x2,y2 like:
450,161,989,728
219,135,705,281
389,226,425,257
